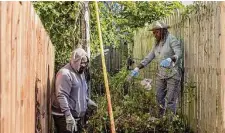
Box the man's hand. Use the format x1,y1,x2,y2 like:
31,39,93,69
127,67,139,81
131,67,139,77
65,114,77,132
87,99,98,110
160,58,172,68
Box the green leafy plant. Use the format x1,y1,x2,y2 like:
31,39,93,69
86,68,189,133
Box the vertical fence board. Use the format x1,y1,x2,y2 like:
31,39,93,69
0,2,1,132
16,2,22,132
219,2,225,132
11,2,20,133
4,2,12,133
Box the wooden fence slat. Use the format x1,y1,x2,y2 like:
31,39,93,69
219,2,225,132
208,2,213,132
11,2,20,133
0,2,2,132
16,2,22,132
20,2,26,133
6,2,12,133
30,3,35,132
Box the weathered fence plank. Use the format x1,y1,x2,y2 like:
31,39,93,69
219,2,225,133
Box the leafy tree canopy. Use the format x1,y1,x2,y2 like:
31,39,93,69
33,1,184,71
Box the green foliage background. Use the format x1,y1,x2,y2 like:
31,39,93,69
33,1,184,71
32,1,192,132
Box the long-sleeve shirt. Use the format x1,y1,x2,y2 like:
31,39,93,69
52,63,88,117
139,33,182,79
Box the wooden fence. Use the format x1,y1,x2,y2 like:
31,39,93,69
132,2,225,133
0,2,55,133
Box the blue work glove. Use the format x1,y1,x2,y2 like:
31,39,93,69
130,67,139,77
160,58,172,68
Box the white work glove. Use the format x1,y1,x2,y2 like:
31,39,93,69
87,99,98,110
65,114,77,132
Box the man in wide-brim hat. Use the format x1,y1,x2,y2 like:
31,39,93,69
130,20,182,117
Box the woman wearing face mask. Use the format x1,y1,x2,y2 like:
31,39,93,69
130,21,182,117
52,48,97,133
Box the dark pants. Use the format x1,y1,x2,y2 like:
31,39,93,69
156,74,181,117
53,115,83,133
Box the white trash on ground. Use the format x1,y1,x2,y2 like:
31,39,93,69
140,78,153,90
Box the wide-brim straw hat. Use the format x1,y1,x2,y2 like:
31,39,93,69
149,21,170,31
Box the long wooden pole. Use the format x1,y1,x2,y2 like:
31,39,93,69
94,1,116,133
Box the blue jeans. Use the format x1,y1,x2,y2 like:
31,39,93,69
156,74,181,117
